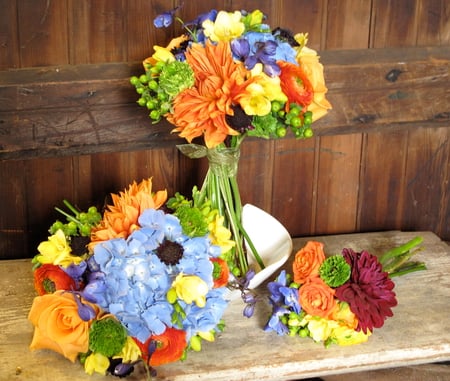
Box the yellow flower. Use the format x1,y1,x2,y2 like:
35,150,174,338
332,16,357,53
114,336,142,362
304,315,339,342
331,302,358,330
240,64,287,116
331,325,371,346
172,273,209,307
35,229,84,267
208,214,235,254
246,10,265,27
202,11,245,42
84,352,110,375
152,45,176,63
293,33,309,52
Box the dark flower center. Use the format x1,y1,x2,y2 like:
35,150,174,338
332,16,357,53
71,236,90,256
226,104,253,133
156,240,184,265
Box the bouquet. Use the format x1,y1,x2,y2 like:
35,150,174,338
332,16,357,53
130,7,332,285
265,239,426,346
28,178,233,378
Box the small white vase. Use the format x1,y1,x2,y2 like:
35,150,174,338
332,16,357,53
227,204,293,300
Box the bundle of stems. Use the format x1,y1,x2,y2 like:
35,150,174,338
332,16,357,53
379,236,427,277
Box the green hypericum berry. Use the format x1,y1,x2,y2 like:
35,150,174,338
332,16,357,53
139,74,148,84
304,127,313,138
89,318,127,358
319,255,351,287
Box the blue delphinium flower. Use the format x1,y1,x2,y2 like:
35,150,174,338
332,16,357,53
231,32,298,77
153,5,181,28
265,270,302,334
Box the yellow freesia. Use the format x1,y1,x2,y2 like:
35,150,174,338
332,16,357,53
172,273,208,307
208,214,235,254
240,64,287,116
304,315,339,342
35,229,84,267
202,11,245,42
113,336,141,362
246,10,265,27
331,325,371,346
152,45,176,63
84,352,110,375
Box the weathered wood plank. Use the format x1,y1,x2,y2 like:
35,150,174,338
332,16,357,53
0,46,448,161
315,134,363,234
1,231,449,380
358,130,408,232
17,0,69,67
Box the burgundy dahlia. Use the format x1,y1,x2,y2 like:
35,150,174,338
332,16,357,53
335,248,397,333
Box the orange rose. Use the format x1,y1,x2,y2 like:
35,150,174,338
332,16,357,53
292,241,326,284
299,277,336,318
33,264,77,295
28,291,99,362
296,47,332,122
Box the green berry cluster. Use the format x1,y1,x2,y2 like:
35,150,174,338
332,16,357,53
130,59,194,123
249,101,314,140
49,200,101,237
271,101,314,139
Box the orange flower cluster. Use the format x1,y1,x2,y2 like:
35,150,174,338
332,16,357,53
89,178,167,251
167,41,255,148
293,241,336,318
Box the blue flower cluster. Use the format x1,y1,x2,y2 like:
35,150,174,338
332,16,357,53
264,270,301,335
82,209,228,344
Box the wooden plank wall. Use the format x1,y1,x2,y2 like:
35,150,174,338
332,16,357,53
0,0,449,259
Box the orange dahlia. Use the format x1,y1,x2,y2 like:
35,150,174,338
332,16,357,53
167,41,255,148
89,178,167,251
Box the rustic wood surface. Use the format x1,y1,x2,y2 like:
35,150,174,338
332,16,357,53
1,231,449,381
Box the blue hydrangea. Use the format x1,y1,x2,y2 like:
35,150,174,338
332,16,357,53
84,208,229,344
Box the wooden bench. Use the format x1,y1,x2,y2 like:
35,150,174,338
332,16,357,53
1,231,449,380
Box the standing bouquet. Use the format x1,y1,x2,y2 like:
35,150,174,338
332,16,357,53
28,179,232,378
131,7,331,289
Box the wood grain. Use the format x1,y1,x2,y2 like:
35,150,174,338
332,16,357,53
1,231,449,380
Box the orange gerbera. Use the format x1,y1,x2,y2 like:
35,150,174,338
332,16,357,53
89,178,167,251
167,41,255,148
278,60,314,109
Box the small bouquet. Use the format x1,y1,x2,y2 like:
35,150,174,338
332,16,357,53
130,7,331,283
265,239,426,346
28,179,233,378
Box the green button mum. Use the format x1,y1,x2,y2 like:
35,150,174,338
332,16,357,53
89,317,127,358
319,255,351,288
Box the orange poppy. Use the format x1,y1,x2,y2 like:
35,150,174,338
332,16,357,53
211,257,230,288
278,60,314,109
135,327,187,366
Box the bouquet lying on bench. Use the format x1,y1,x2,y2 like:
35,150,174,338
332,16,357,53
264,237,426,346
28,179,233,378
